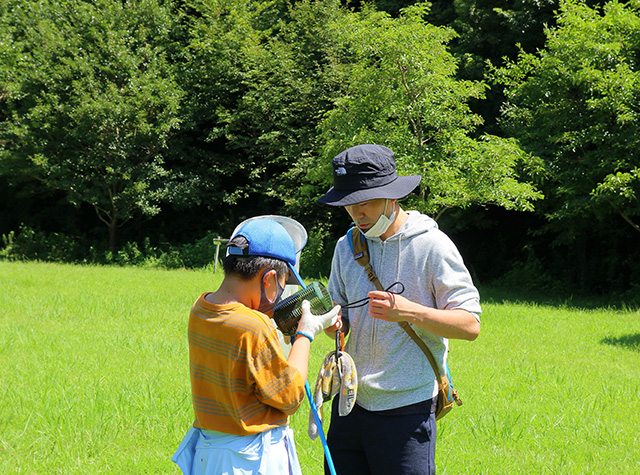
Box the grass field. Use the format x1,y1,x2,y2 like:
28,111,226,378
1,261,639,474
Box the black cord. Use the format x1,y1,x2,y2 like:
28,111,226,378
341,282,405,309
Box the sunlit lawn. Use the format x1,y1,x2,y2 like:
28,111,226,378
1,261,639,474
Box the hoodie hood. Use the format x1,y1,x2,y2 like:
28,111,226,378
372,209,438,242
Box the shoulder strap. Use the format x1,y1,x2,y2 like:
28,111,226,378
348,226,442,379
397,321,442,379
349,226,384,291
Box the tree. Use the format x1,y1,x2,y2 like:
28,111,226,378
167,0,266,217
179,0,346,214
311,3,544,220
449,0,559,75
0,0,183,251
494,0,640,237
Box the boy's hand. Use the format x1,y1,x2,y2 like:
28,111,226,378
323,301,347,336
296,300,341,342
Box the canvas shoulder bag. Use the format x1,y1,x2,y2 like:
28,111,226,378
347,226,463,420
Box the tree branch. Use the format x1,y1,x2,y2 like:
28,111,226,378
434,206,451,222
618,209,640,235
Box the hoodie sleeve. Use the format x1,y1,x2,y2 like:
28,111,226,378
428,231,482,320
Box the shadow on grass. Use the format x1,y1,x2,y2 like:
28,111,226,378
479,285,640,312
601,334,640,352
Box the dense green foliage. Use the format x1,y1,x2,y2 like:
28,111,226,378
1,0,639,297
1,0,183,251
496,0,640,235
492,0,640,294
314,3,544,220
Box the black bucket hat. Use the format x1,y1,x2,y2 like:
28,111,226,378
317,144,421,207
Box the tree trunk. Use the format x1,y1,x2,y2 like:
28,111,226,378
108,219,118,254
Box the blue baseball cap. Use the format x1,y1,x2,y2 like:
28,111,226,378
227,219,305,286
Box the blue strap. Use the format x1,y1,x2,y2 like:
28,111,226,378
347,227,354,254
347,226,366,260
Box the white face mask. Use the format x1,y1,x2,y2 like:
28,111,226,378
364,200,397,238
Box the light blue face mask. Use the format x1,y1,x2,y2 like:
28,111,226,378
364,199,397,238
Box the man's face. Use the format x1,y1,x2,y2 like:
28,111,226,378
344,198,391,232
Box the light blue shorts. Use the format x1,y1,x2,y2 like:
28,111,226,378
172,425,302,475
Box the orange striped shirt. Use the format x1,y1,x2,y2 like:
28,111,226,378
188,293,306,436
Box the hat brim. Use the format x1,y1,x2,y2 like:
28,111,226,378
232,215,307,253
286,264,305,286
317,175,421,207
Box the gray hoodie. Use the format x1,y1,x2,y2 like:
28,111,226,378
328,210,481,411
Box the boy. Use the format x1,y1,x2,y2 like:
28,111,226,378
173,218,340,474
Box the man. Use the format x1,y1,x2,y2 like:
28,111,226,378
172,218,340,475
317,144,481,475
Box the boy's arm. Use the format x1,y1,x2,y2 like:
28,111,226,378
286,336,312,381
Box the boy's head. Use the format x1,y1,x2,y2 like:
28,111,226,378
223,219,304,287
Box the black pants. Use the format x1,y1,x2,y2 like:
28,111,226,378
325,397,437,475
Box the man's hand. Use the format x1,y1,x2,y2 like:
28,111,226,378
367,290,413,322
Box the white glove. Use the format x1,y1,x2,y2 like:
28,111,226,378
296,300,341,342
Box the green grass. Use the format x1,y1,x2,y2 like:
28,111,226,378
1,261,639,474
438,291,640,474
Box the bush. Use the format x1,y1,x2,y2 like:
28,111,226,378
300,224,334,279
0,226,220,270
0,225,85,262
179,234,219,269
491,246,564,295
